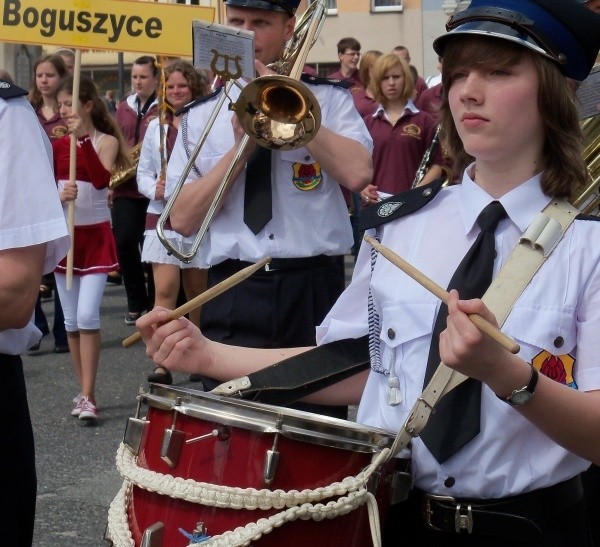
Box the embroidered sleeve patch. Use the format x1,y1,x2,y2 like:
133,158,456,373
532,350,577,389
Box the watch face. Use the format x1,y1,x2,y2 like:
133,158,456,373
510,390,531,406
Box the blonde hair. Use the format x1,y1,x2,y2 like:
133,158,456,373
370,53,414,105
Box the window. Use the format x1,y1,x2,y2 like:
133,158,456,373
371,0,403,12
311,0,337,16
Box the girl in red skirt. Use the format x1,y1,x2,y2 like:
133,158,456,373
53,76,131,422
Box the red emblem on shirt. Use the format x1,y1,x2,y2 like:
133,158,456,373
292,161,322,191
532,350,577,389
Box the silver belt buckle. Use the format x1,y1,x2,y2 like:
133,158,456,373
423,494,474,534
423,494,456,531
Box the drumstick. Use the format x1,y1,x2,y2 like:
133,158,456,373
122,257,271,348
364,235,520,354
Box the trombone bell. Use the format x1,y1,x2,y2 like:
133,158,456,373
233,75,321,150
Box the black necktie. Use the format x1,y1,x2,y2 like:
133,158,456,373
244,147,272,234
420,201,507,463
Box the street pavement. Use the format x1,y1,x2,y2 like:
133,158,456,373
24,256,358,546
24,281,166,546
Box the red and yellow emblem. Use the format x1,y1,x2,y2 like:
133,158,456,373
292,161,322,191
532,350,577,389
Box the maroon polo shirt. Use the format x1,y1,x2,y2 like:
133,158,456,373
353,88,378,118
36,110,67,140
363,105,443,195
328,69,363,91
415,83,443,119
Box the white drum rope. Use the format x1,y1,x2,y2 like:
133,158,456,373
108,442,391,547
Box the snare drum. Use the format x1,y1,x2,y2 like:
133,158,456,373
112,385,400,546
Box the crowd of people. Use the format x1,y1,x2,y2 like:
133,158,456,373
1,0,599,545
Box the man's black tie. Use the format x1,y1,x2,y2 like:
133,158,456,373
243,147,272,234
420,201,507,463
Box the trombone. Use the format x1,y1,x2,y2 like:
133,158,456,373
157,0,327,263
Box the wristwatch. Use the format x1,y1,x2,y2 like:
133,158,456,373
502,363,539,406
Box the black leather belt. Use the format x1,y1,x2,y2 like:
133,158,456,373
214,255,341,274
415,475,583,541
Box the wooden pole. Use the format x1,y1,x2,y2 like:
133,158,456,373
65,49,82,290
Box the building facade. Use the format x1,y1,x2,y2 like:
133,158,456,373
0,1,466,96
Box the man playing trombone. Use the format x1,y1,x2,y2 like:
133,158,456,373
164,0,373,418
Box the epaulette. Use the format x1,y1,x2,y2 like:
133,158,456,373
300,73,354,89
0,80,27,100
174,86,223,117
359,178,445,231
575,214,600,221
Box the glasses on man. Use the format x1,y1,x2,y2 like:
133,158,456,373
343,51,361,57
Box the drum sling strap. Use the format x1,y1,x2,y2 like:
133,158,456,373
212,335,370,405
212,200,576,423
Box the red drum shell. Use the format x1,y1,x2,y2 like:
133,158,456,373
127,385,397,546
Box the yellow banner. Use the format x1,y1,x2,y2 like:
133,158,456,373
0,0,216,56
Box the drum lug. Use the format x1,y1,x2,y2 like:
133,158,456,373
141,521,164,547
161,400,185,468
123,389,149,455
388,470,412,505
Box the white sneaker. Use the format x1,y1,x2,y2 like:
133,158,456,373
71,394,85,416
78,397,98,421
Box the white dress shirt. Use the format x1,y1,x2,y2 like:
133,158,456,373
317,167,600,499
0,97,70,354
166,81,373,268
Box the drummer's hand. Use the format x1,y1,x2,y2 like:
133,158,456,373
137,307,210,374
439,290,509,383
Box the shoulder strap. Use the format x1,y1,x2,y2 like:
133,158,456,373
0,80,27,100
359,178,445,231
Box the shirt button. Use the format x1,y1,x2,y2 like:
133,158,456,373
304,155,311,161
268,233,275,240
387,328,395,340
444,477,455,488
554,336,564,348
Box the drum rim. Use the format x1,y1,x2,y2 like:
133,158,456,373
142,384,395,453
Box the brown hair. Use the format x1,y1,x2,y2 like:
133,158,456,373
439,35,586,198
57,76,132,172
336,37,361,54
28,54,67,110
370,53,414,106
164,60,208,105
359,50,383,90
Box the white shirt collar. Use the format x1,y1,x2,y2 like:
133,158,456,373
371,99,420,120
458,163,551,235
